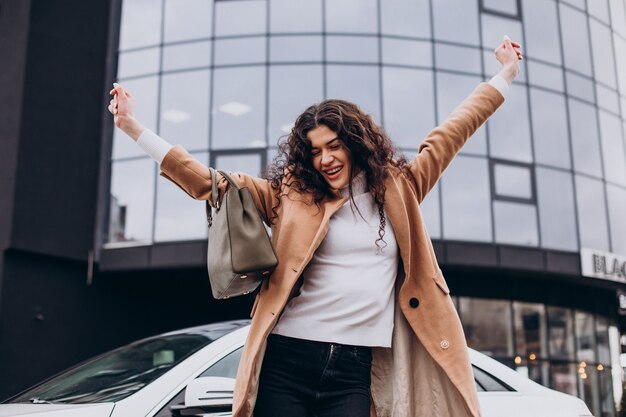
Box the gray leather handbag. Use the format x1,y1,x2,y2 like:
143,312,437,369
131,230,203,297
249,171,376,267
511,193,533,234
205,168,277,299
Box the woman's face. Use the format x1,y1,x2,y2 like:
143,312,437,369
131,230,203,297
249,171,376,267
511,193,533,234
307,125,354,191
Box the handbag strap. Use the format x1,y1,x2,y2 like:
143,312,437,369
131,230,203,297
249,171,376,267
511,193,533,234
205,168,240,227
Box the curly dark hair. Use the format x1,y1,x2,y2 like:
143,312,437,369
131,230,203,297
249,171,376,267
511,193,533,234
264,99,407,249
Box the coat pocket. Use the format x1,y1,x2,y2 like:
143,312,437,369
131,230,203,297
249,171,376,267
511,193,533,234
432,269,450,295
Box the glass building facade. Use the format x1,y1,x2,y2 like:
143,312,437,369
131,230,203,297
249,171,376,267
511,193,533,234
107,0,626,415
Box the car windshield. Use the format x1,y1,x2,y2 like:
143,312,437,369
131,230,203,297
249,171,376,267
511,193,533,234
9,333,214,404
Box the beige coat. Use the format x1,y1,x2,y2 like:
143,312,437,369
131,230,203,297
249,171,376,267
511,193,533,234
160,83,504,417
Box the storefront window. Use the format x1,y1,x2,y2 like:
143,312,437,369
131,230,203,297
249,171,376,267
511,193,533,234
460,298,513,357
548,307,576,361
550,363,578,396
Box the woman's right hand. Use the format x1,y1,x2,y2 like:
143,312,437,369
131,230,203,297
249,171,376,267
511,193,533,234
108,83,145,141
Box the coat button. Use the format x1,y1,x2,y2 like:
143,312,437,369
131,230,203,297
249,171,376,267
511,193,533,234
440,339,450,350
409,297,419,308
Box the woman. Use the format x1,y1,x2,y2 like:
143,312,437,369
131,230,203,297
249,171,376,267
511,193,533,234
109,36,522,417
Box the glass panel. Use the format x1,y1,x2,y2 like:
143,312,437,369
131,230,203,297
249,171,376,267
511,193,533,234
598,111,626,186
494,163,532,199
529,88,570,169
117,48,160,79
269,0,322,33
535,167,578,251
212,66,266,149
527,60,564,92
215,153,263,177
559,4,593,76
434,43,481,74
326,36,378,63
460,298,513,357
596,84,620,114
521,0,565,64
214,37,266,66
589,19,617,88
494,201,538,246
606,184,626,255
215,0,266,36
488,84,533,163
109,159,155,243
599,364,616,417
588,0,610,23
268,65,324,145
442,156,492,241
380,0,431,37
382,68,435,148
160,70,209,151
270,36,323,62
155,152,208,242
162,42,211,72
569,99,603,177
513,302,548,358
325,0,378,34
610,0,626,38
579,364,601,417
382,38,432,68
575,175,610,251
119,0,162,50
483,0,517,15
481,14,523,51
420,181,441,239
326,65,381,124
380,0,430,38
163,0,211,43
576,311,597,363
566,71,595,102
614,37,626,96
436,73,486,155
562,0,585,10
551,363,578,396
547,306,576,360
433,0,480,45
112,77,159,159
200,347,243,379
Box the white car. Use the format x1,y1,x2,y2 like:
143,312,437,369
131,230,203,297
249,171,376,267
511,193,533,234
0,320,593,417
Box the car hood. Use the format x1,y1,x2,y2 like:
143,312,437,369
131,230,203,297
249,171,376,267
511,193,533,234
0,403,114,417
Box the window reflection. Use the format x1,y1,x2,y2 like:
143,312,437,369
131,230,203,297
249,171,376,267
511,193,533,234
119,0,162,50
326,65,381,123
432,0,480,45
488,84,532,163
109,159,155,243
482,0,517,15
514,302,548,359
214,153,263,178
598,111,626,186
214,37,266,66
212,67,266,149
610,0,626,38
588,0,610,23
382,38,432,68
493,201,538,246
596,84,620,114
441,156,492,241
535,167,577,251
117,48,160,79
326,36,378,63
214,0,266,37
527,60,564,92
481,14,522,51
160,70,209,151
576,311,596,363
589,20,617,88
566,71,595,103
529,88,570,169
606,184,626,256
579,365,601,417
382,67,434,148
521,0,562,65
559,4,593,76
434,43,480,74
551,363,578,396
163,0,211,43
163,42,211,72
155,152,208,242
548,307,576,361
270,36,323,62
614,37,626,97
268,65,323,144
494,163,532,199
569,99,602,177
269,0,322,33
575,175,610,251
460,298,513,357
380,0,430,37
325,0,377,34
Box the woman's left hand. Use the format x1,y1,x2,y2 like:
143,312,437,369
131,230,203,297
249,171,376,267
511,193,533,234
495,35,522,84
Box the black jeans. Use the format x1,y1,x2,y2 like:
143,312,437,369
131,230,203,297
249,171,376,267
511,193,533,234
254,333,372,417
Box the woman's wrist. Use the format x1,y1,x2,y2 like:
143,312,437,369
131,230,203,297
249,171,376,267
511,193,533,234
498,62,519,86
119,116,146,142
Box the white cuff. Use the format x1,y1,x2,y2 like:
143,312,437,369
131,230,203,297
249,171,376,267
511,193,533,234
488,74,509,99
136,129,173,165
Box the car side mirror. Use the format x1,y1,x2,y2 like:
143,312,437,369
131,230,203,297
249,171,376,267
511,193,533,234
171,376,235,416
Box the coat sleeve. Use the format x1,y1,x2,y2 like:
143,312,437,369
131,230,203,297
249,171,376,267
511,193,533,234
406,82,505,204
159,145,276,224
